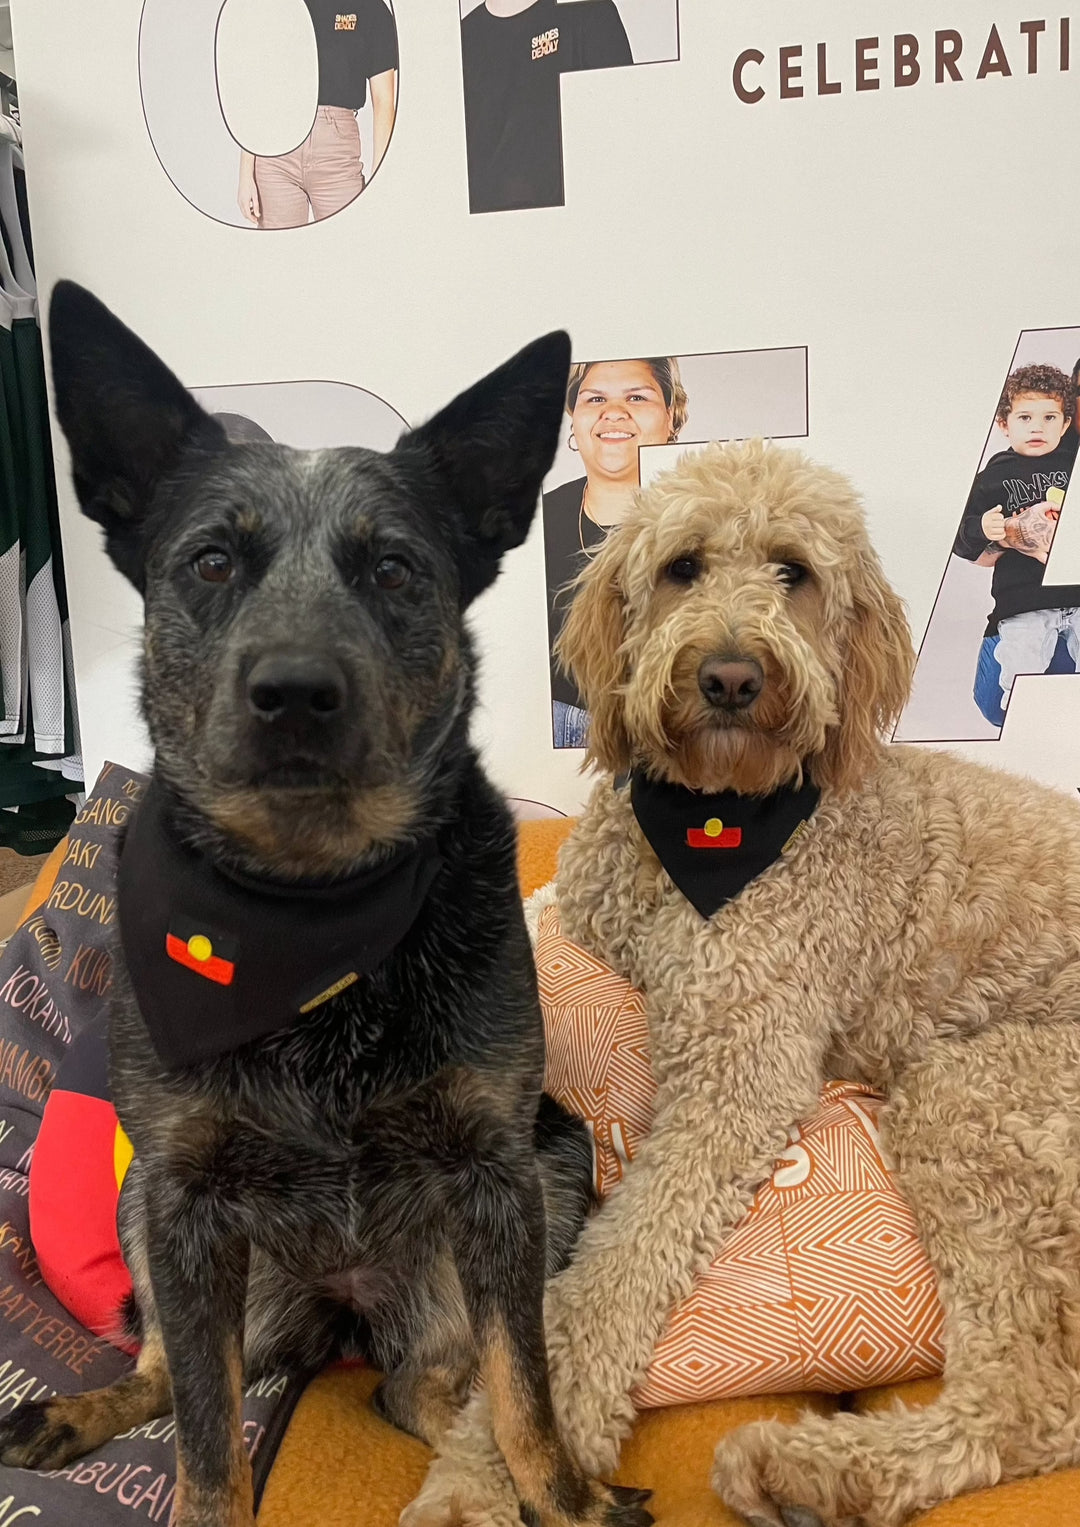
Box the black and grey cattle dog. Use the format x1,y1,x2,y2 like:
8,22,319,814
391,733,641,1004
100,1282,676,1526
0,283,652,1527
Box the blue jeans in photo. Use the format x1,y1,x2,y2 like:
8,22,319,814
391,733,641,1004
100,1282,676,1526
552,700,589,749
973,626,1078,726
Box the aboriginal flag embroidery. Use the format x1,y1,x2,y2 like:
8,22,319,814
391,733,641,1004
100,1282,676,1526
686,817,742,849
117,777,441,1068
630,771,820,918
165,916,237,985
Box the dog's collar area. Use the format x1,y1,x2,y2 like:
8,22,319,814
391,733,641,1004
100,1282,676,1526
629,770,820,919
213,849,426,901
116,778,442,1068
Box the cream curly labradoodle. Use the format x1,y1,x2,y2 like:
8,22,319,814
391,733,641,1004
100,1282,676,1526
404,440,1080,1527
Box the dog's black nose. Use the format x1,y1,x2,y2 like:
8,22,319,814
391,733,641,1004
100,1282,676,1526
698,656,763,711
246,654,347,724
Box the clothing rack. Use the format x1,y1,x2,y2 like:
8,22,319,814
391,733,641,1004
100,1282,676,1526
0,2,13,112
0,24,83,855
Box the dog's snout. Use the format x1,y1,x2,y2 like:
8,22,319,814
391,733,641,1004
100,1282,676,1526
698,656,763,712
246,653,347,725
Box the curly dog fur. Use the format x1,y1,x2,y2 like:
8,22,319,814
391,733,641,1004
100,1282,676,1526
405,439,1080,1527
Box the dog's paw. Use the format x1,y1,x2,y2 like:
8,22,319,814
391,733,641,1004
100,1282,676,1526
515,1481,652,1527
711,1421,856,1527
399,1473,652,1527
578,1481,653,1526
399,1461,524,1527
169,1507,256,1527
399,1495,522,1527
0,1399,81,1470
738,1514,828,1527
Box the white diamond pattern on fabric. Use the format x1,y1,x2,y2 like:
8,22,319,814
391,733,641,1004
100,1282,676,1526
536,904,946,1407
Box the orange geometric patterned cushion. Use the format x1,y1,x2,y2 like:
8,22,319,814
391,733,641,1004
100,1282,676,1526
537,904,945,1407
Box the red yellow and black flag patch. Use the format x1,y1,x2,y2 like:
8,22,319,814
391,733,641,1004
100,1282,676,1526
686,817,743,849
164,915,237,986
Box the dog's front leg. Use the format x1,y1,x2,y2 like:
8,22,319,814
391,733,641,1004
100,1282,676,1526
442,1144,652,1527
545,1023,826,1478
143,1168,253,1527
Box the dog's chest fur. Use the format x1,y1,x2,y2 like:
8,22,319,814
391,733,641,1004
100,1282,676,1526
107,770,545,1275
556,750,1080,1095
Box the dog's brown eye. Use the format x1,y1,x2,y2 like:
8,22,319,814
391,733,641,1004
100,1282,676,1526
374,555,411,590
778,562,807,588
666,555,701,584
193,549,234,584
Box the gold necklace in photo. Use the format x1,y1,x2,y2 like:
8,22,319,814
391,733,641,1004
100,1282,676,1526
579,483,602,556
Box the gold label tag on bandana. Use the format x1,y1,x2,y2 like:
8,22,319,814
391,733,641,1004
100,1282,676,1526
781,820,810,855
299,970,359,1013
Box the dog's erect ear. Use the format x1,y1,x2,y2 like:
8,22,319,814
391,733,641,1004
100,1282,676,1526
49,281,226,590
555,529,633,774
818,546,914,795
395,331,571,605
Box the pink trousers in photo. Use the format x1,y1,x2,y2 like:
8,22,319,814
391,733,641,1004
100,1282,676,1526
254,106,365,229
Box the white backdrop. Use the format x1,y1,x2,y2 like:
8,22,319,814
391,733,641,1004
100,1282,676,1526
11,0,1080,810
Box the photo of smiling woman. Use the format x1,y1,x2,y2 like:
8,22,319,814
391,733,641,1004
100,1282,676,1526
544,356,688,747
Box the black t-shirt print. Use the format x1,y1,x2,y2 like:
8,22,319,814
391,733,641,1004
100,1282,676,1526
461,0,633,214
304,0,398,111
543,475,607,709
952,432,1080,634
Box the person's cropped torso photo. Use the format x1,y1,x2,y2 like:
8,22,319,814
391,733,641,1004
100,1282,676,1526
543,356,686,745
958,433,1080,634
238,0,398,229
461,0,631,214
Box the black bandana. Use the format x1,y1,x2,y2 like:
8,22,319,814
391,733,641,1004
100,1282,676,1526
116,779,441,1068
629,771,820,919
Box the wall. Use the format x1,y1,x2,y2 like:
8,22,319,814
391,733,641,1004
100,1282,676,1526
10,0,1080,810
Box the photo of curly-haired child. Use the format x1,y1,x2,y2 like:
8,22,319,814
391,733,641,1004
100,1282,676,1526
898,331,1080,742
952,363,1080,724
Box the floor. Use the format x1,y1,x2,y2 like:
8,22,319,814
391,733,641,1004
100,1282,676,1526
0,846,45,897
